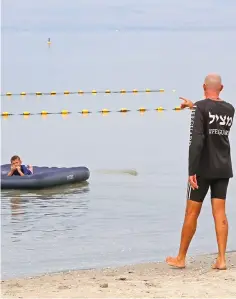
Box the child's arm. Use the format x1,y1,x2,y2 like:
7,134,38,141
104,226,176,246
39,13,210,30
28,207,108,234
7,166,16,176
16,166,25,176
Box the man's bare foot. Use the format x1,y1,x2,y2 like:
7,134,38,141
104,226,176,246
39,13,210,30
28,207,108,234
166,256,186,269
212,257,227,270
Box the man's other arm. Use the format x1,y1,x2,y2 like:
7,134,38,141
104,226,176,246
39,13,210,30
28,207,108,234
188,104,205,176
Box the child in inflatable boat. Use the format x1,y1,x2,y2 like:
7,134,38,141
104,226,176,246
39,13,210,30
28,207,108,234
7,155,33,176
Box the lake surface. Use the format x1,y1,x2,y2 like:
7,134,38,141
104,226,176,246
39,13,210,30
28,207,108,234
1,0,236,279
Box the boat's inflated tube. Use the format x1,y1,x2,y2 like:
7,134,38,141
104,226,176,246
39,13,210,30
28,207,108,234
1,164,90,190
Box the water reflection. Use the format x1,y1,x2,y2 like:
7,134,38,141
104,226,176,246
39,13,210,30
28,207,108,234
1,182,90,243
2,181,89,201
10,197,26,217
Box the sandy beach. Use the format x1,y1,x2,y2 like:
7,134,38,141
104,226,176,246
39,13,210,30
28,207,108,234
1,251,236,298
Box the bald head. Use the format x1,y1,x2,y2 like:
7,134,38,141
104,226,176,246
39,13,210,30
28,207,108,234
203,73,223,93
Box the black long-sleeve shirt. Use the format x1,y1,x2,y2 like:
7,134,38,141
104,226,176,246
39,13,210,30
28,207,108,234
188,98,235,178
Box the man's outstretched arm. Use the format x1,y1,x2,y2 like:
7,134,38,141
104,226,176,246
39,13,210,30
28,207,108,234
179,97,194,109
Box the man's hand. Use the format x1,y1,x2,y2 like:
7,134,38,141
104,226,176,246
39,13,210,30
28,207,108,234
179,97,194,109
189,175,198,190
11,165,16,171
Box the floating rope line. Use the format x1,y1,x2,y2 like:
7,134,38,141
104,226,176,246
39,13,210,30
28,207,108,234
0,88,176,97
1,106,185,117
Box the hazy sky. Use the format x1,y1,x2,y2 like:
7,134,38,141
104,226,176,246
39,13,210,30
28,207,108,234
2,0,236,97
2,0,236,32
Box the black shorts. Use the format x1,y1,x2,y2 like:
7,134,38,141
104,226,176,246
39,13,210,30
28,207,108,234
186,176,229,203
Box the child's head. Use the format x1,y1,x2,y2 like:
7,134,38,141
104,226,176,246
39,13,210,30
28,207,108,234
10,155,22,167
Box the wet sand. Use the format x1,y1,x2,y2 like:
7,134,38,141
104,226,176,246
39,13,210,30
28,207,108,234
1,252,236,298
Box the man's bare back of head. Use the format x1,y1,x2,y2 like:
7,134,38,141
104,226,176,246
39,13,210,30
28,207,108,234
203,73,223,97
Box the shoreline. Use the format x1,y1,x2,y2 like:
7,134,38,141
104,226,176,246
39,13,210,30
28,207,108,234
1,251,236,298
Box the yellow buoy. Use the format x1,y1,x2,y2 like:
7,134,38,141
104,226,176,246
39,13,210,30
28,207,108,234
41,110,48,115
50,91,56,95
81,109,89,114
138,107,146,112
78,90,84,94
119,108,128,112
61,110,69,114
120,89,126,93
64,91,70,95
105,89,111,93
2,112,9,116
159,89,165,92
23,111,30,115
145,88,151,92
133,89,138,93
92,90,97,94
174,106,181,111
6,92,12,96
156,107,164,111
36,92,42,96
100,109,110,113
20,92,26,96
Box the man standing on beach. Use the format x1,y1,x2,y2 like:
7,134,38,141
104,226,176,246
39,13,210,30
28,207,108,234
166,73,235,270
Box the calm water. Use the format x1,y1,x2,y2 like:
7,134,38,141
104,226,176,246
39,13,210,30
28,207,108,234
1,0,236,279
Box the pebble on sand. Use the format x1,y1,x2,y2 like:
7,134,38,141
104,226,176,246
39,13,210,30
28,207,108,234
100,283,108,288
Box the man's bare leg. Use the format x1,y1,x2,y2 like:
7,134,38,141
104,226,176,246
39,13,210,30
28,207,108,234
166,199,202,268
211,198,228,270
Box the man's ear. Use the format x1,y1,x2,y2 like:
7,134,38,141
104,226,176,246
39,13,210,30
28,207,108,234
203,84,206,91
220,84,223,92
